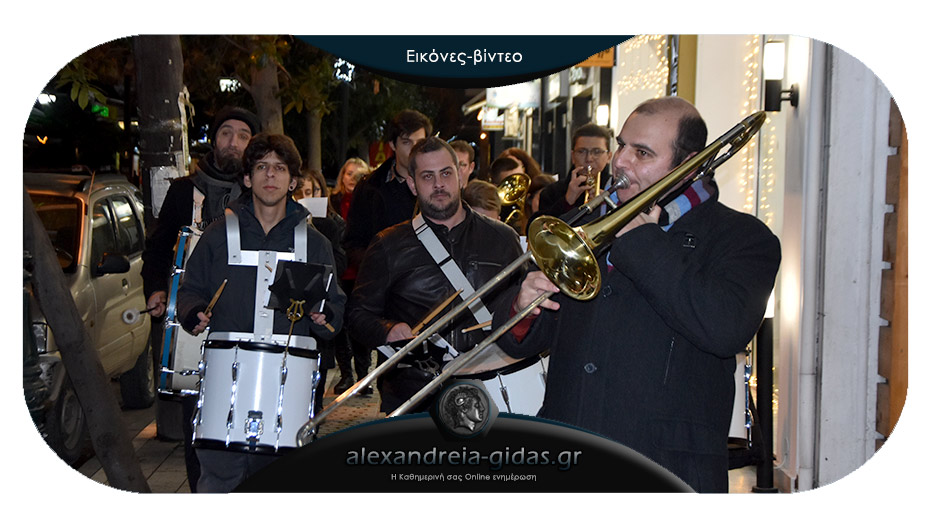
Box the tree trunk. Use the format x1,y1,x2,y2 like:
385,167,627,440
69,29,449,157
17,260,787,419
133,35,186,229
23,190,151,493
306,107,322,171
251,61,284,135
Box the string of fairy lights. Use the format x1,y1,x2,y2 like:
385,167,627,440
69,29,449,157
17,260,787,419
616,35,669,99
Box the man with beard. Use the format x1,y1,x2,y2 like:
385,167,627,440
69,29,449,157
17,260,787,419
346,137,523,414
143,107,260,316
140,106,259,492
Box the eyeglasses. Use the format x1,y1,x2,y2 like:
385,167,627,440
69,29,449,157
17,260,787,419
573,148,608,158
253,162,289,175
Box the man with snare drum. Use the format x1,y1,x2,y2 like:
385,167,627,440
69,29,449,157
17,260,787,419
141,106,260,492
177,133,345,493
346,136,526,415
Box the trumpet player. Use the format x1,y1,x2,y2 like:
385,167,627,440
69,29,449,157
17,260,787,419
499,97,781,493
535,123,614,220
347,136,523,414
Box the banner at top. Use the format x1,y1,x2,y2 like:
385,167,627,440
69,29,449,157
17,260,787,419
296,35,633,87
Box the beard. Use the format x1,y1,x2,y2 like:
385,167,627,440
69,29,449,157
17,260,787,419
419,191,460,220
213,147,244,177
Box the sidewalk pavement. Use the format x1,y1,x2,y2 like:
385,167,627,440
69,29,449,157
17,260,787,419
76,369,383,493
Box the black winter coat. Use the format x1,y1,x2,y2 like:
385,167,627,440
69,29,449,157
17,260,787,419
495,193,780,492
177,196,346,342
342,158,417,271
141,153,243,299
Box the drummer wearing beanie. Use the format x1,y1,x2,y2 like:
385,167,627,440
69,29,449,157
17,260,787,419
140,106,260,492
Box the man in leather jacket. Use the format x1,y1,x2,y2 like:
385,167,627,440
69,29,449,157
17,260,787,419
346,137,523,414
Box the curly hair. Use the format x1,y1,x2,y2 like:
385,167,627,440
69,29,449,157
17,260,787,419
242,133,303,188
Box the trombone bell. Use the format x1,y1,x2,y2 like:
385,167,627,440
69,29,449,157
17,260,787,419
526,216,600,301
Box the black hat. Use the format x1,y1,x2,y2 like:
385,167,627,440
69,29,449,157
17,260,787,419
212,106,261,142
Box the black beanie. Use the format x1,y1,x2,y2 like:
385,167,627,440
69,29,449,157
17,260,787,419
212,107,261,142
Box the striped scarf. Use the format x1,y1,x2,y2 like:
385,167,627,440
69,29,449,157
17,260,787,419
606,177,715,271
659,177,715,231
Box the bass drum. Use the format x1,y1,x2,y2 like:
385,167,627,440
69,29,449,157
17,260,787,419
448,345,548,416
194,339,320,454
158,227,205,398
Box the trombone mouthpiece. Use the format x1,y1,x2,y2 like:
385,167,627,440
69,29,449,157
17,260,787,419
613,174,631,189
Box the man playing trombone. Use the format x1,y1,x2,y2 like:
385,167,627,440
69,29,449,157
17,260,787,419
498,97,781,493
347,136,523,414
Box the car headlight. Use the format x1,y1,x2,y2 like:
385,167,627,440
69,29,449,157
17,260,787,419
32,322,48,354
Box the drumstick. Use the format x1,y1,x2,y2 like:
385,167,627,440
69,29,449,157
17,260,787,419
460,320,493,334
411,289,463,336
203,279,228,317
317,272,336,333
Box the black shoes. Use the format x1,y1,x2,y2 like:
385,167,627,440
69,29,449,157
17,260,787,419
333,376,354,394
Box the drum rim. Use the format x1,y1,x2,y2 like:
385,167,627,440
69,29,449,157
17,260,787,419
203,339,320,359
192,438,292,456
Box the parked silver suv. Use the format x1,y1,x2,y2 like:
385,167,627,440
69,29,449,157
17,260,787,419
25,172,154,464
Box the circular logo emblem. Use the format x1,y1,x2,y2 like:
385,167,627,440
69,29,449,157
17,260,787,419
434,381,494,438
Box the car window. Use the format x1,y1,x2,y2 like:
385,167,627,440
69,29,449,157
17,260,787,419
111,195,144,255
91,201,119,266
29,193,81,273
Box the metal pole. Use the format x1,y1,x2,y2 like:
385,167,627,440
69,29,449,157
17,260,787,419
752,317,777,493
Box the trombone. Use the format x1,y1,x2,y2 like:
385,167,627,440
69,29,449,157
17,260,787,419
296,111,765,442
386,111,767,416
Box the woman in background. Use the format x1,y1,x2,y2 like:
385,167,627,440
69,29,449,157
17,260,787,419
328,158,374,395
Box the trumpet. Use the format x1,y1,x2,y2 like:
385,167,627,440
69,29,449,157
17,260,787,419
583,165,600,204
387,111,766,415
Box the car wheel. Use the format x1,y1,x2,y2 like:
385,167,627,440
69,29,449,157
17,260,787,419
119,343,155,409
44,376,91,465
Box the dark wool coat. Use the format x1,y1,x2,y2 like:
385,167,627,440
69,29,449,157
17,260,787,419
495,193,780,492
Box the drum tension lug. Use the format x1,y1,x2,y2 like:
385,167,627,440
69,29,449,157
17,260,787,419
245,410,264,451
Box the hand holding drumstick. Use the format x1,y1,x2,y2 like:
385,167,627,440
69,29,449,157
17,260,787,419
191,279,227,336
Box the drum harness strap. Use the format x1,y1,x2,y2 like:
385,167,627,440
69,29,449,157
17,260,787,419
223,208,313,349
220,208,318,448
377,214,498,377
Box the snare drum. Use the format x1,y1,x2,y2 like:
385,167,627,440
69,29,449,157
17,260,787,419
193,338,320,454
158,227,205,398
449,346,548,416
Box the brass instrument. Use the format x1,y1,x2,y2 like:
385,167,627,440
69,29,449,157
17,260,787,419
387,111,767,416
497,172,531,229
295,111,765,440
583,165,600,204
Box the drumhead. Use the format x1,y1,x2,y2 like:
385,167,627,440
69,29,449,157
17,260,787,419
450,347,547,381
203,339,320,359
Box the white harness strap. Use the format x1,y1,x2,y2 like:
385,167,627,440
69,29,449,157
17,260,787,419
411,214,492,327
192,187,205,228
224,209,310,344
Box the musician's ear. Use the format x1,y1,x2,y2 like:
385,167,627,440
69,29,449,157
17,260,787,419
243,174,253,189
406,173,418,196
